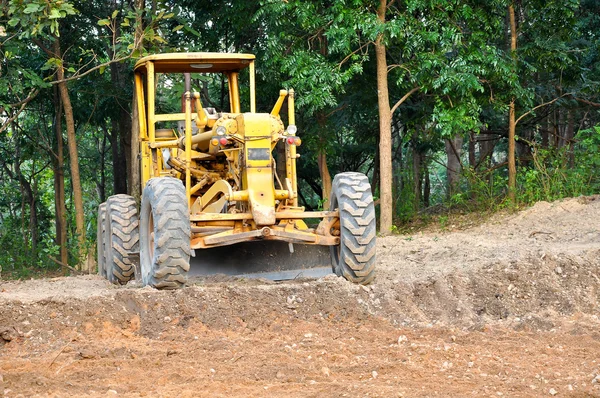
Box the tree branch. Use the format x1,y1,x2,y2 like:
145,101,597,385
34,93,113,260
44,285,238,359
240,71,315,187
515,93,573,126
390,86,420,116
50,54,133,85
571,97,600,108
0,89,39,134
338,41,372,69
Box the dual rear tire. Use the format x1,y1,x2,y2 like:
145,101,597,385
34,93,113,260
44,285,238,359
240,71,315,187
96,179,191,290
99,195,139,285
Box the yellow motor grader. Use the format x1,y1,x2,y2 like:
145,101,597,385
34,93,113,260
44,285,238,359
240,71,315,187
97,52,376,289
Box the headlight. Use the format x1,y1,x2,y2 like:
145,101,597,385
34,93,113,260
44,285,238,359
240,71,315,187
216,126,227,136
286,125,297,135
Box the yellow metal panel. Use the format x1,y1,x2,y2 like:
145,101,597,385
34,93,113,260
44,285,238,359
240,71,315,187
227,72,234,112
141,141,152,187
239,113,276,225
249,61,256,113
155,112,194,122
288,88,296,125
270,90,287,117
184,91,192,207
230,72,240,113
135,73,147,140
134,52,255,74
147,62,155,142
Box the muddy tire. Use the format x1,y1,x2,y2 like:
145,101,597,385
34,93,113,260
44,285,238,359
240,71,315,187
140,178,190,289
97,203,107,278
330,172,376,284
104,195,139,285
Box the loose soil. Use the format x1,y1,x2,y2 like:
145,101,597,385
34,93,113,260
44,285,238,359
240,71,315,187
2,196,600,397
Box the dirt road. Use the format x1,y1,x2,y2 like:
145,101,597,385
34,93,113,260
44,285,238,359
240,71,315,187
2,197,600,397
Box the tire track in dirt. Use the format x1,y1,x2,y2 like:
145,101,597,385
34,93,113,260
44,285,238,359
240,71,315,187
1,196,600,396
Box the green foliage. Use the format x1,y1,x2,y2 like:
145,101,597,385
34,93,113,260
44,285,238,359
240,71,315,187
518,127,600,204
5,0,76,38
1,0,600,279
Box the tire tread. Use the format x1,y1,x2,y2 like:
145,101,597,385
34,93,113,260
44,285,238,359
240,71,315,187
330,172,377,285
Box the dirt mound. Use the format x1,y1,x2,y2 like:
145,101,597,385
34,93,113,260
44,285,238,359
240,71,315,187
2,196,600,397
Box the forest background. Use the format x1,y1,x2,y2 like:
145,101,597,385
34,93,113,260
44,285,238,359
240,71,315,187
0,0,599,276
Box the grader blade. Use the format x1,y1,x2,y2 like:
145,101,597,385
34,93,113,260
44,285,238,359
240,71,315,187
189,241,332,281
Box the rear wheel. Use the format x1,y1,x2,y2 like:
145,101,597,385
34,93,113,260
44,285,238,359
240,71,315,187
140,177,191,289
104,194,139,285
330,172,376,285
97,203,107,278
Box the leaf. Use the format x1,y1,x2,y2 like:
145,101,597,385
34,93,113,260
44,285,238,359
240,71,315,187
41,58,63,71
23,4,41,14
49,8,62,19
172,25,184,32
99,65,106,74
112,10,119,19
97,19,110,26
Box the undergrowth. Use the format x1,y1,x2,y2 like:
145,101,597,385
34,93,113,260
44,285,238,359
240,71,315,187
391,126,600,234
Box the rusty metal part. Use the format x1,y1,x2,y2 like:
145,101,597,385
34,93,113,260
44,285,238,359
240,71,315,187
315,215,339,237
194,224,339,248
191,226,233,236
190,210,338,222
167,157,221,180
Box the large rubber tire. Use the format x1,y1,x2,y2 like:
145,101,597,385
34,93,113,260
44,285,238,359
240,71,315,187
330,172,376,285
97,203,107,278
104,194,139,285
139,177,191,289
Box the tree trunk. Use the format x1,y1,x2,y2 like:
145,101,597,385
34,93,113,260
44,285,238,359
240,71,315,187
542,114,550,148
468,132,476,169
507,3,517,203
317,151,332,208
316,114,332,208
445,135,463,197
109,117,128,194
130,88,141,200
508,100,516,202
107,9,131,196
478,134,497,168
14,136,37,254
557,107,566,148
553,109,559,148
565,109,575,166
4,125,39,255
53,39,86,266
375,0,393,235
53,91,68,272
392,122,403,216
412,146,421,211
423,162,430,208
372,135,380,200
98,130,107,202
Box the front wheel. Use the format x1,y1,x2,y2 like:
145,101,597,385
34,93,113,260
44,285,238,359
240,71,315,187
330,172,376,285
139,178,191,289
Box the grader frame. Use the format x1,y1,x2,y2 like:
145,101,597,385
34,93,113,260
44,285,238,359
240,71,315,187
97,52,376,289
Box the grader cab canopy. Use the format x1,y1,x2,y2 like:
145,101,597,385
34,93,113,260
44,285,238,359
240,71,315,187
97,52,377,289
